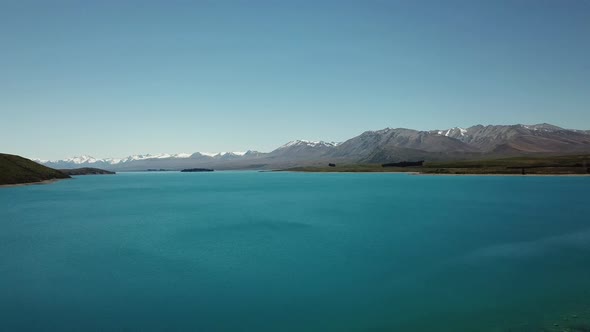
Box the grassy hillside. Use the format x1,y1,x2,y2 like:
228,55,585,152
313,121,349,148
0,153,71,185
286,154,590,175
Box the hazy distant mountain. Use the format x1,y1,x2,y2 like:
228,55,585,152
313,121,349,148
35,123,590,171
38,152,249,170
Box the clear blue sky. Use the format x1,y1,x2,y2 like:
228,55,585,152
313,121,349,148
1,0,589,159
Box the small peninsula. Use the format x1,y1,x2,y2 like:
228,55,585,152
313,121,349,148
59,168,116,176
0,153,71,186
181,168,214,172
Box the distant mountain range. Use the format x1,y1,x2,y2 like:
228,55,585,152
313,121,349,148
36,123,590,171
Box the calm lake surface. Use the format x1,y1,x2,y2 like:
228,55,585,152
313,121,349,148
1,172,590,331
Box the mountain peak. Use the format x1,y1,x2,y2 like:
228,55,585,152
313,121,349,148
373,127,392,134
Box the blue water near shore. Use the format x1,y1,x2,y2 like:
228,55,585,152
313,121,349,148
1,172,590,331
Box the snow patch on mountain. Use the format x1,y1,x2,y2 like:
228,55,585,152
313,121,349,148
436,127,467,137
279,140,339,149
519,123,563,132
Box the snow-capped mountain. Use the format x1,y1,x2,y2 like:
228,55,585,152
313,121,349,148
63,155,99,164
277,140,340,149
429,123,590,152
201,151,246,157
270,140,341,158
115,153,193,164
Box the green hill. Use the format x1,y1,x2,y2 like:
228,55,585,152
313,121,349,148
0,153,71,185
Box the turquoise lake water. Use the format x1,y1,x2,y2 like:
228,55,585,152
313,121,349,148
1,172,590,331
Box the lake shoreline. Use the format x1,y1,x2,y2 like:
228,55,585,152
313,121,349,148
412,173,590,177
282,169,590,176
0,178,69,188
